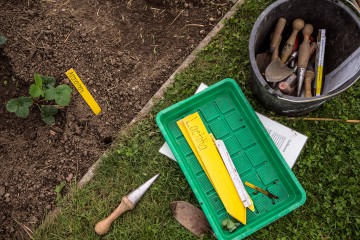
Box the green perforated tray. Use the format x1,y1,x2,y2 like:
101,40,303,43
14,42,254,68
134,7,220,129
156,79,306,240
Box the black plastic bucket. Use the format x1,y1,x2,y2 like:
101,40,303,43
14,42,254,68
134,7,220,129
249,0,360,115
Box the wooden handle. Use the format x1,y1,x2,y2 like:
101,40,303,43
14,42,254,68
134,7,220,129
304,70,315,97
352,0,360,11
280,18,304,63
297,24,313,68
271,36,282,61
278,82,296,95
95,196,135,235
269,18,286,52
309,42,317,57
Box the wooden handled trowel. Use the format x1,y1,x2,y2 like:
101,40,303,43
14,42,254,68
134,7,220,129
265,50,298,83
256,17,286,74
95,173,160,235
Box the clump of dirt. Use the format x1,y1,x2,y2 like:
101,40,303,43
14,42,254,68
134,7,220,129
0,0,231,239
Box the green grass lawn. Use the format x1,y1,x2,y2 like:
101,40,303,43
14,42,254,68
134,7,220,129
34,0,360,239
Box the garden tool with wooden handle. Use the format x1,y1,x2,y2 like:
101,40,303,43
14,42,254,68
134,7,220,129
352,0,360,11
296,23,314,97
256,17,286,74
277,41,316,95
268,35,283,87
304,64,316,97
265,50,298,82
280,18,305,63
278,70,298,95
94,174,160,235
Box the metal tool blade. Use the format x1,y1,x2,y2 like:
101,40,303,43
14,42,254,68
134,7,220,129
265,58,294,82
127,173,159,205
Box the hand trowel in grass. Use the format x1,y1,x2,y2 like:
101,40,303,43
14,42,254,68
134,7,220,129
94,174,160,235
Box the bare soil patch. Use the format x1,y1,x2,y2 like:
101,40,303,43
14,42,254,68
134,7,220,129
0,0,231,239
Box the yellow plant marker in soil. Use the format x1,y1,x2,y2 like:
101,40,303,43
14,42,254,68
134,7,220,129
177,112,246,225
65,68,101,115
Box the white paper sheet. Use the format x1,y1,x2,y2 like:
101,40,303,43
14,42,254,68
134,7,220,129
159,83,308,168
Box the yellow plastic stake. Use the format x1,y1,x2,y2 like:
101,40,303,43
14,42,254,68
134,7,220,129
177,112,246,225
65,68,101,115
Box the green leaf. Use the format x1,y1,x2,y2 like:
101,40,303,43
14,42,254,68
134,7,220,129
6,99,20,112
42,115,55,125
18,96,33,107
44,87,56,101
42,75,56,88
6,97,32,118
0,35,6,45
55,181,66,202
227,220,235,229
41,105,57,125
45,84,72,106
222,218,229,227
29,84,44,98
229,227,237,232
16,106,30,118
34,73,43,87
41,105,58,117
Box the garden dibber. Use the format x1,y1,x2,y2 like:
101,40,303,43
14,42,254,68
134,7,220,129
94,174,159,235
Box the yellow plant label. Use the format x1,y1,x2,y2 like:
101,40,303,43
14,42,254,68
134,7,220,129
315,65,323,96
65,68,101,115
177,112,246,225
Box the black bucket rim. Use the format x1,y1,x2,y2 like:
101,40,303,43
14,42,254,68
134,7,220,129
249,0,360,103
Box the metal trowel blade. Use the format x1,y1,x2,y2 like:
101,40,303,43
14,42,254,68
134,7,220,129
265,58,294,82
256,52,272,75
170,201,212,237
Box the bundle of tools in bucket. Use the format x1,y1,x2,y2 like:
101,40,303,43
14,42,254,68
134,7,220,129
256,17,326,97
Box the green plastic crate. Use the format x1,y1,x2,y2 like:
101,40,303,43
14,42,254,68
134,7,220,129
156,79,306,239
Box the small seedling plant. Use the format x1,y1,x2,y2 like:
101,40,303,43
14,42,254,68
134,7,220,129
222,216,240,232
6,74,72,125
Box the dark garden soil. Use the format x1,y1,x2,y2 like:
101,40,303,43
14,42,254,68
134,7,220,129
0,0,232,239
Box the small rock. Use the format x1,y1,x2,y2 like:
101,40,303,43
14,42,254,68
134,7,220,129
66,173,73,182
199,30,206,35
0,187,5,196
4,193,10,198
29,132,37,140
53,126,63,133
75,126,81,135
209,17,215,22
62,78,70,84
